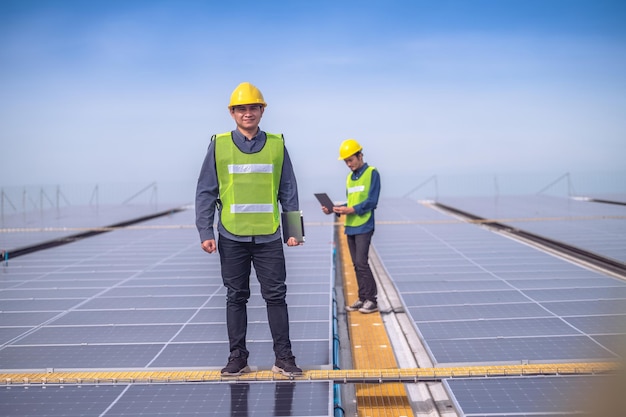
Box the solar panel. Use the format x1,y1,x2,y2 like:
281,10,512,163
418,317,582,340
3,194,624,416
445,376,602,416
373,198,626,415
0,201,335,416
0,382,332,417
426,336,616,364
1,204,177,253
407,303,551,322
374,199,625,359
436,195,626,263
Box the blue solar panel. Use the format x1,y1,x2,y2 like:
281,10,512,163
436,195,626,263
0,382,332,417
0,201,335,415
418,317,582,340
446,376,602,416
373,198,626,415
374,198,626,366
1,204,177,253
427,336,616,364
3,195,624,416
407,303,551,322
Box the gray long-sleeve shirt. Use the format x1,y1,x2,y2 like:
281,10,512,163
195,129,299,243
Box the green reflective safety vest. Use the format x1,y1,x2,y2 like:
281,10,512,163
214,132,284,236
345,165,376,228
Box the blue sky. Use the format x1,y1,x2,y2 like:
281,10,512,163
1,0,625,201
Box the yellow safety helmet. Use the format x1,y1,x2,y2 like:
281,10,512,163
338,139,363,160
228,82,267,108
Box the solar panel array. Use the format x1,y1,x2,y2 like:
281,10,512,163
0,204,172,253
2,382,331,417
2,194,625,416
437,194,626,263
0,202,334,416
374,197,626,416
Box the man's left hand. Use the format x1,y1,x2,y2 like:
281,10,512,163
333,206,355,215
286,237,302,246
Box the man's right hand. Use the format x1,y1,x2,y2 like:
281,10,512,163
201,239,216,254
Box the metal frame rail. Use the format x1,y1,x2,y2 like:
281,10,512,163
1,362,619,386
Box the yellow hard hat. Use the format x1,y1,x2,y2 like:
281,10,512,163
338,139,362,160
228,82,267,108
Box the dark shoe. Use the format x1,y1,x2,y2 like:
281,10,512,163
345,300,364,312
221,356,251,376
272,356,303,376
358,300,378,314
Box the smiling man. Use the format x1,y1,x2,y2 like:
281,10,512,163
195,82,303,377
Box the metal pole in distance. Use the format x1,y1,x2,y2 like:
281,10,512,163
122,182,157,205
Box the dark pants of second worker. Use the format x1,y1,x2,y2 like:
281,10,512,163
218,235,293,360
346,230,377,303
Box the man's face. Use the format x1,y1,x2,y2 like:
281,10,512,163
230,104,264,132
343,153,364,172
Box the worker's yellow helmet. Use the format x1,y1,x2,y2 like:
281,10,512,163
338,139,363,160
228,82,267,108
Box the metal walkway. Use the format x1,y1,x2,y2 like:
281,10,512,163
339,228,416,417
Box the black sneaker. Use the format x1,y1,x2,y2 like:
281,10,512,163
272,356,303,376
358,300,378,314
345,300,364,312
221,356,251,376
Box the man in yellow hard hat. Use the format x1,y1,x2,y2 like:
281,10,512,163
195,82,303,376
323,139,381,313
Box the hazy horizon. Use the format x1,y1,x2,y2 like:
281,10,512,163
2,1,625,203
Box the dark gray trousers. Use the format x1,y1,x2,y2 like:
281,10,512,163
346,230,377,303
218,235,293,360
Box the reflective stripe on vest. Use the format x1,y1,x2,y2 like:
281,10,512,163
215,132,284,235
230,204,274,213
345,166,375,228
347,185,365,194
228,164,273,174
